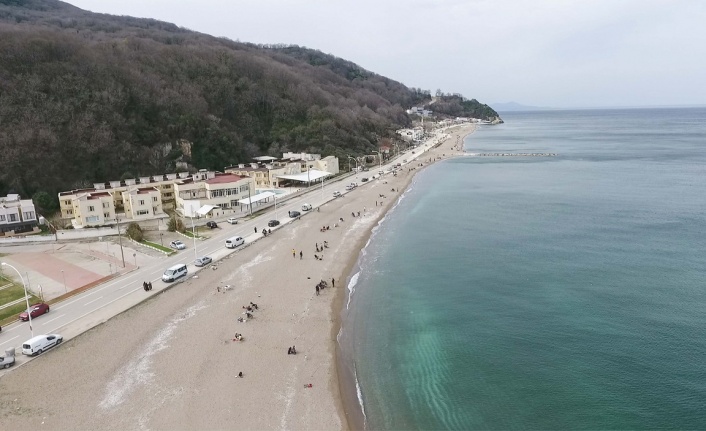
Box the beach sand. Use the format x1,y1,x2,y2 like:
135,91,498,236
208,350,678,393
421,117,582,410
0,124,476,430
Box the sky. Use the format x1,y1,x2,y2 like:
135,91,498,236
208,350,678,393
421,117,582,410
65,0,706,108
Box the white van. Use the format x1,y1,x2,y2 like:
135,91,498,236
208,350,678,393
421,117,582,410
162,263,188,282
302,203,312,211
225,236,245,249
22,334,63,356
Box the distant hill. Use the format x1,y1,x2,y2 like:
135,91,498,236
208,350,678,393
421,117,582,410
491,102,548,112
0,0,499,202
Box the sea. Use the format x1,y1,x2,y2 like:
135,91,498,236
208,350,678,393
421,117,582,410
338,107,706,430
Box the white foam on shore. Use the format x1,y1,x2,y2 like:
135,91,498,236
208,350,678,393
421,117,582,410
354,363,368,425
98,301,208,410
346,271,360,310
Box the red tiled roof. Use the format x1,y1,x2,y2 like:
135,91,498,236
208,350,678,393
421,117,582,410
206,174,247,184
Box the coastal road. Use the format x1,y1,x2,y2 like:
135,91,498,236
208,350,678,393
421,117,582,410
0,129,449,371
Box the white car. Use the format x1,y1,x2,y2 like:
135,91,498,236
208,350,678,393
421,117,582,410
195,256,213,267
170,240,186,250
333,191,342,197
345,185,354,191
227,217,238,224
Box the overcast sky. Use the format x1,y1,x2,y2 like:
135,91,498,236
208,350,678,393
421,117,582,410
66,0,705,108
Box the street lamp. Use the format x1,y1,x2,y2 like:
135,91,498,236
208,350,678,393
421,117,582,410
61,269,67,293
160,232,164,246
347,155,356,173
307,165,312,187
274,193,278,219
190,205,198,261
1,262,33,338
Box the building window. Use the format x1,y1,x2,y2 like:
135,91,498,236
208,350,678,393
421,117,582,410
0,215,5,221
88,206,95,212
139,200,145,205
136,210,149,216
163,192,173,198
23,211,36,220
86,216,99,223
239,185,249,192
104,213,110,218
103,202,109,208
153,197,158,202
230,200,239,207
67,210,73,215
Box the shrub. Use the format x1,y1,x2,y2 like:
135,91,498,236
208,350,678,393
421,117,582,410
126,222,144,241
167,216,185,233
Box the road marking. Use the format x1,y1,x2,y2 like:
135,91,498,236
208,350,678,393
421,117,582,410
0,335,18,347
43,314,66,326
84,296,104,306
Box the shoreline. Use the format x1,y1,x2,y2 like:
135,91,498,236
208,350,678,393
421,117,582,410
334,123,478,430
0,123,478,430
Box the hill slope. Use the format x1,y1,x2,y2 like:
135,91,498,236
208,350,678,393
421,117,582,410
0,0,499,201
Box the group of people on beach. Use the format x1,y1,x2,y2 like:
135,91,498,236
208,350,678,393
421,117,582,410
142,281,153,291
237,301,258,322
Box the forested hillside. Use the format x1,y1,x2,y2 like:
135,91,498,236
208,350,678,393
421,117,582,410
0,0,498,202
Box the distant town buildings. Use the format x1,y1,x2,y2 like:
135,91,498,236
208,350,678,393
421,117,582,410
406,106,433,117
57,152,339,227
0,194,38,235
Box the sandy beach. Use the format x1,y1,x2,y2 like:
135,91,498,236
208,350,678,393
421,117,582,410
0,124,476,430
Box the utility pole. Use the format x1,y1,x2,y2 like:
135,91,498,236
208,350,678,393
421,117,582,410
117,216,125,268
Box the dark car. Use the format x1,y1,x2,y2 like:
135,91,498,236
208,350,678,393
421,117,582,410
206,221,218,229
268,219,280,227
288,210,300,218
361,177,369,182
19,303,50,321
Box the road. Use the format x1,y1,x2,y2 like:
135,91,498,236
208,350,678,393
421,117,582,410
0,128,451,371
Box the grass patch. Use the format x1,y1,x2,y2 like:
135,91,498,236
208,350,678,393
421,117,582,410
0,277,41,323
140,240,174,254
181,230,201,239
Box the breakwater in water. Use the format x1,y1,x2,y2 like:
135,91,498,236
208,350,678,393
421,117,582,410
469,152,558,157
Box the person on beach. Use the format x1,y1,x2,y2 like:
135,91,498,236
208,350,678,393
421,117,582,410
300,251,303,260
148,282,152,291
331,278,335,288
254,227,257,233
315,284,320,295
238,372,243,378
292,249,296,258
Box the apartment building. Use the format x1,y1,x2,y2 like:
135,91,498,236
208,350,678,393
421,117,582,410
69,191,115,227
122,187,163,221
58,172,189,222
175,171,255,218
0,194,38,235
224,162,301,189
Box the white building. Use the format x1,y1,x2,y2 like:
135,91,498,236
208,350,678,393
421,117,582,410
0,194,38,235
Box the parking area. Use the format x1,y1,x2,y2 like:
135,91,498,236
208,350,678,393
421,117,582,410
0,240,161,301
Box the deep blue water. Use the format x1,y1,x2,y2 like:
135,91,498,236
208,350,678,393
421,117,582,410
340,108,706,430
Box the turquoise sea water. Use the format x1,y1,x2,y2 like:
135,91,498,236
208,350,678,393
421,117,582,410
339,108,706,430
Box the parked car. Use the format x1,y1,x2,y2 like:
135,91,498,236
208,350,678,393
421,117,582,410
206,221,218,229
227,217,238,225
19,303,50,321
333,191,342,197
301,203,312,211
170,240,186,250
288,210,301,218
361,177,369,182
345,184,354,191
195,256,213,267
268,219,280,227
22,334,63,356
0,348,15,369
